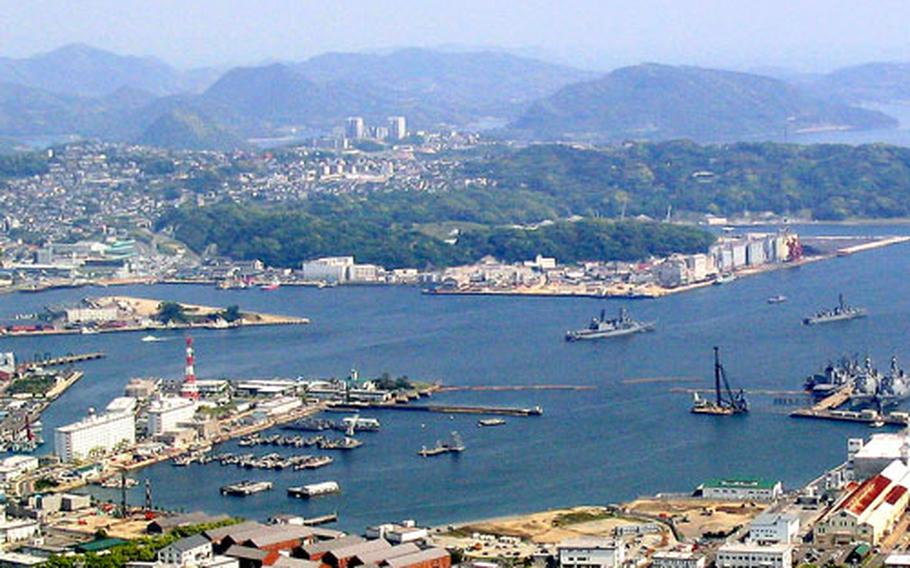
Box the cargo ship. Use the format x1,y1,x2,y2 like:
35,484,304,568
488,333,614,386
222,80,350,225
288,481,340,498
803,294,867,325
565,308,655,341
691,347,749,416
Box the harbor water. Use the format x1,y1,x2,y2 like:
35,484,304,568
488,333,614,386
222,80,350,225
2,223,910,530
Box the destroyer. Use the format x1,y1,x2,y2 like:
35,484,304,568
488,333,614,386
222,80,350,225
803,293,867,325
805,355,910,409
565,308,655,341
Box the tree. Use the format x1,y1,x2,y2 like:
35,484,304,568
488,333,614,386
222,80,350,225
156,302,187,324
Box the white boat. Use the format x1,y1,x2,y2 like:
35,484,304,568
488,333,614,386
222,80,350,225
141,335,164,342
288,481,340,498
80,327,98,335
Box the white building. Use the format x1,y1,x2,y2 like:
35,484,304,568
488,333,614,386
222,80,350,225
300,256,354,283
65,307,118,324
715,543,792,568
748,512,799,544
54,409,135,462
365,521,428,543
700,478,783,501
851,432,910,479
158,534,212,566
0,507,39,544
0,455,39,483
255,396,302,418
388,116,407,140
558,538,624,568
650,551,706,568
147,396,197,437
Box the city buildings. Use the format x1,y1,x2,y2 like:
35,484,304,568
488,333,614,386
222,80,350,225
54,407,136,462
0,456,39,484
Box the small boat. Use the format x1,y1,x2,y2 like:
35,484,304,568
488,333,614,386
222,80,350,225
871,419,886,428
767,295,787,304
260,282,281,291
478,418,506,427
141,335,164,342
80,327,98,335
713,273,736,285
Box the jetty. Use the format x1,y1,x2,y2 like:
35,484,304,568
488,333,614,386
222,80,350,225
332,403,544,417
19,352,105,371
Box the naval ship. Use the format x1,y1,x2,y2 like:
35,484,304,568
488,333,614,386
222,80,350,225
805,355,910,409
803,294,867,325
565,308,655,341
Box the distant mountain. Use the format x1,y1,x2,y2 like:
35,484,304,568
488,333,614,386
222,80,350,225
511,64,897,142
805,62,910,104
135,109,247,151
0,44,220,97
193,48,595,133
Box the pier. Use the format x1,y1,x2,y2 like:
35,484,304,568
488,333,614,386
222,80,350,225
437,385,592,392
19,352,105,370
337,403,544,417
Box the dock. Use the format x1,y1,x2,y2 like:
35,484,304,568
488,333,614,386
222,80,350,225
19,352,105,370
332,403,544,417
790,408,907,426
299,513,338,526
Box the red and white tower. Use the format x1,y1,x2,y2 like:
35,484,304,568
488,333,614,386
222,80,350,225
180,336,200,400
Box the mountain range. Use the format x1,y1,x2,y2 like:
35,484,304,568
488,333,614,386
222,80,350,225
509,63,898,142
0,45,908,149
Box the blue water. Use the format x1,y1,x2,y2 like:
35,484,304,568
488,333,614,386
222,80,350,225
2,223,910,530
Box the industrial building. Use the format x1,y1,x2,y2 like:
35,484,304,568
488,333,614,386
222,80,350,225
54,407,135,462
715,542,792,568
699,477,783,501
815,459,910,545
557,538,624,568
850,432,910,479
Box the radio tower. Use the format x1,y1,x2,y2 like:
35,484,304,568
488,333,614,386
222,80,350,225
180,337,200,400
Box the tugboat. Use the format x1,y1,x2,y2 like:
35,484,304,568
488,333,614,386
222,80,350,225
803,293,867,325
565,308,655,341
691,347,749,416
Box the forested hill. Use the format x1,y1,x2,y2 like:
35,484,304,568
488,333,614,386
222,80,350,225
161,204,714,269
462,141,910,220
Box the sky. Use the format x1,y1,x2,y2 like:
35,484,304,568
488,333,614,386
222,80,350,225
1,0,909,71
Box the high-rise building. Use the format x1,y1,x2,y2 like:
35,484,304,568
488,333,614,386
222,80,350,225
54,408,135,462
345,117,365,140
388,116,407,140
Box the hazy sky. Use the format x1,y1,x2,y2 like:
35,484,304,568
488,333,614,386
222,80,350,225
2,0,909,71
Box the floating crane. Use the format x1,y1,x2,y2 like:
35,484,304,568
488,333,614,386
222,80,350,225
691,347,749,415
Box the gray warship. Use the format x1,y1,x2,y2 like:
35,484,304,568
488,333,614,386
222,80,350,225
805,355,910,409
565,308,655,341
803,294,867,325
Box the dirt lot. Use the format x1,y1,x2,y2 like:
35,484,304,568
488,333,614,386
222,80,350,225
625,497,766,540
434,506,670,560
